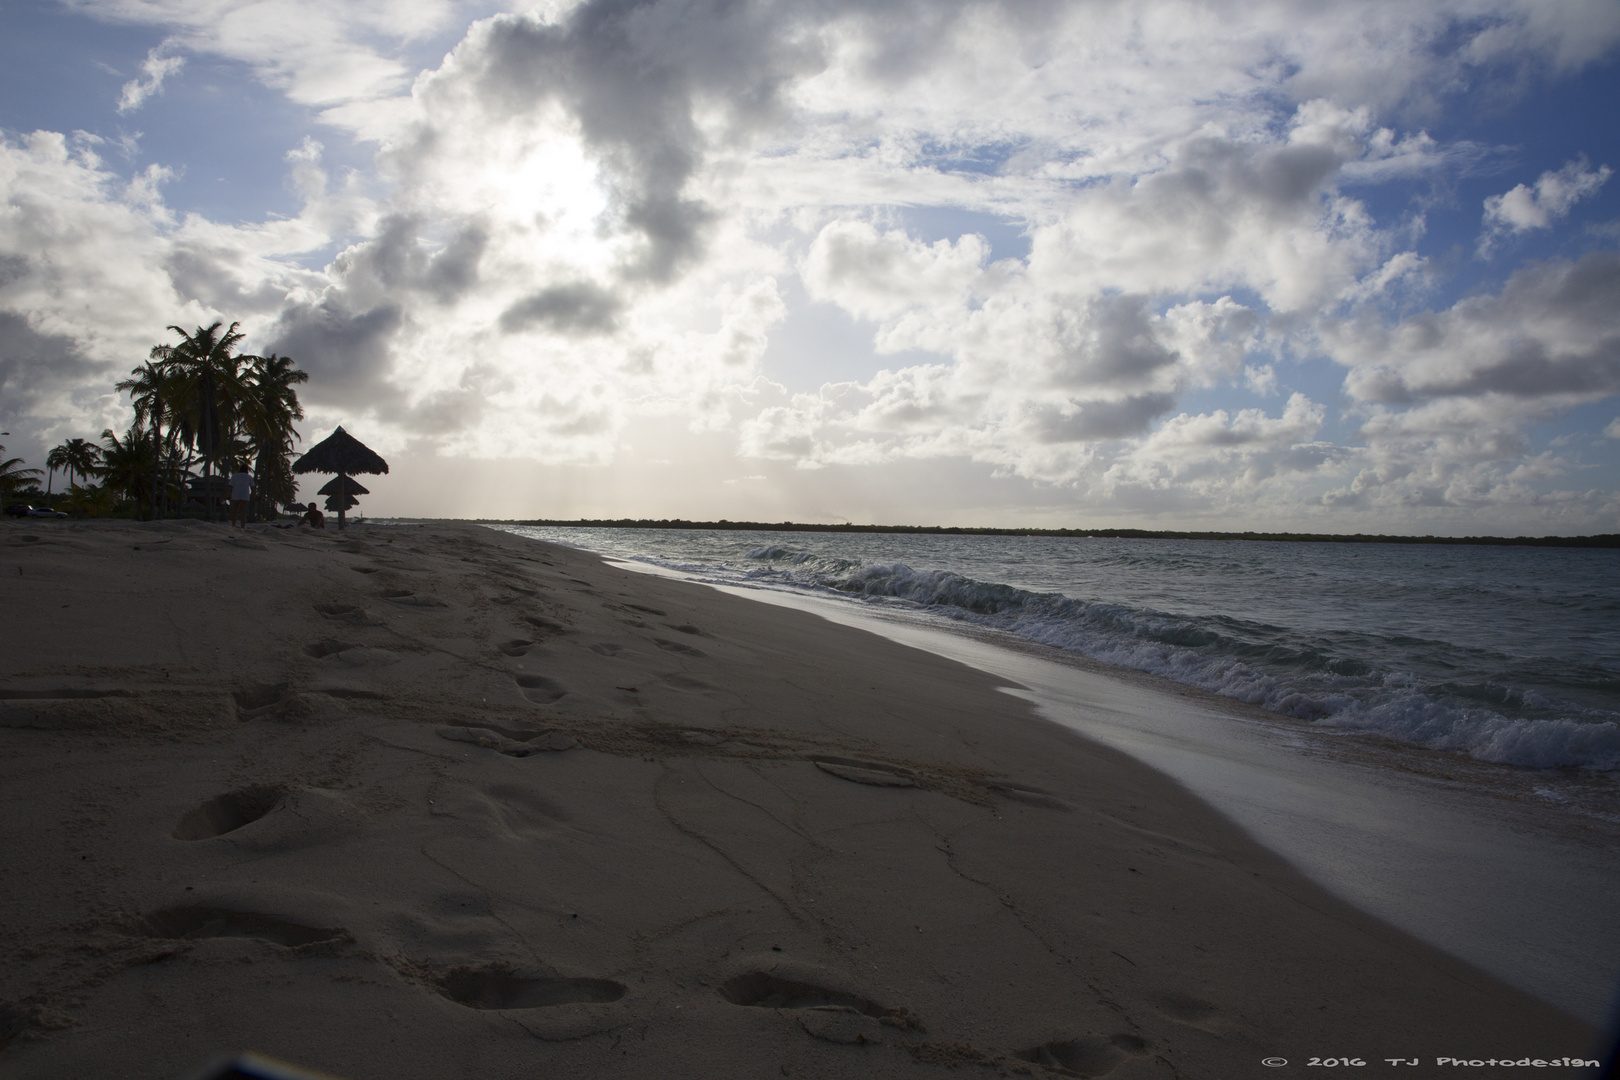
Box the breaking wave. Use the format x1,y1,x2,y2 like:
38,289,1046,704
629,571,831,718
740,545,1620,771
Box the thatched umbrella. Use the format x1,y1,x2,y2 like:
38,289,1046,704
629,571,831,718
292,426,388,530
317,476,370,497
324,493,359,512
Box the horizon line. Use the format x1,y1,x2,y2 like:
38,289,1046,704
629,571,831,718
377,517,1620,548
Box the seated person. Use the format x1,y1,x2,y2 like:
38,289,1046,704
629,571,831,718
303,505,326,529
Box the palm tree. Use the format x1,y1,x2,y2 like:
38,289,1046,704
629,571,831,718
125,323,309,523
65,480,118,518
44,443,69,500
0,444,43,499
98,426,156,510
116,359,177,520
156,322,259,520
52,438,102,489
243,352,309,520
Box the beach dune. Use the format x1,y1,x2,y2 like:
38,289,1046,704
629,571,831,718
0,521,1600,1078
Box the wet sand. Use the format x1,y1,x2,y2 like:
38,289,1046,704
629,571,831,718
0,520,1602,1078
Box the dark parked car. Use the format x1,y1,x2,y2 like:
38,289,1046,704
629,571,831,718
4,503,30,517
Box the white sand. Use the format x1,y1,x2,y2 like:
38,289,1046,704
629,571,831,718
0,520,1602,1079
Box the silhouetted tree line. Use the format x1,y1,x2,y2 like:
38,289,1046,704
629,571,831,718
2,322,309,521
494,518,1620,548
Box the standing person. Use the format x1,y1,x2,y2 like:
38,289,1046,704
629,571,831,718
228,461,253,528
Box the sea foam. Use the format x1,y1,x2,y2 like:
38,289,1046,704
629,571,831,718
739,545,1620,771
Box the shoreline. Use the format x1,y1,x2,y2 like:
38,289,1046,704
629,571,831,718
446,517,1620,548
582,542,1620,1022
0,519,1606,1077
665,575,1620,1024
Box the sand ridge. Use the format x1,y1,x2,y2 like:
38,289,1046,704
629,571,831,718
0,519,1600,1078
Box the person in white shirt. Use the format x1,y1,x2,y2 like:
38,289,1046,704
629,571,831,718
229,463,253,528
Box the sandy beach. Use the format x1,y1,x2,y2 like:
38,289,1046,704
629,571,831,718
0,520,1603,1079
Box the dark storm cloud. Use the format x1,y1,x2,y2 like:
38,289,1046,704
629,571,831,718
0,312,105,418
499,281,622,335
260,216,492,417
331,215,490,306
265,299,405,406
422,223,490,303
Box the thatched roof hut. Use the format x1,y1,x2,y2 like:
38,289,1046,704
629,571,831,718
293,426,387,529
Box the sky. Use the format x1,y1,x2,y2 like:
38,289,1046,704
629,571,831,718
2,0,1619,532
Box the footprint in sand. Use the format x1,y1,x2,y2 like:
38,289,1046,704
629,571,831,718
588,642,624,656
719,971,914,1045
1014,1034,1149,1077
172,786,284,840
653,638,706,657
314,603,382,626
233,683,291,710
232,683,339,724
513,673,566,703
499,639,534,656
136,907,348,948
430,964,625,1009
524,614,567,635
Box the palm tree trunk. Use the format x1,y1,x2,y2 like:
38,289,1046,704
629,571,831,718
150,418,163,521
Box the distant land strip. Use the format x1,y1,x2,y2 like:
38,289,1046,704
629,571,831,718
429,518,1620,548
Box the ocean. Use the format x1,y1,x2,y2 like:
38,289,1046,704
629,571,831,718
498,526,1620,774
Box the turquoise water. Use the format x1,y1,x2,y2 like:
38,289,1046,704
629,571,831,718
499,526,1620,772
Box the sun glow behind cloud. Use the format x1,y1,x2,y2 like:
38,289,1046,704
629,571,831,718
3,0,1620,529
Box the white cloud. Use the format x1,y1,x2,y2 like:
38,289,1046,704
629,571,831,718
1480,159,1612,254
69,0,484,124
117,41,185,114
1103,393,1338,497
8,0,1620,528
1329,252,1620,410
802,222,989,325
0,128,349,438
1313,253,1620,515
